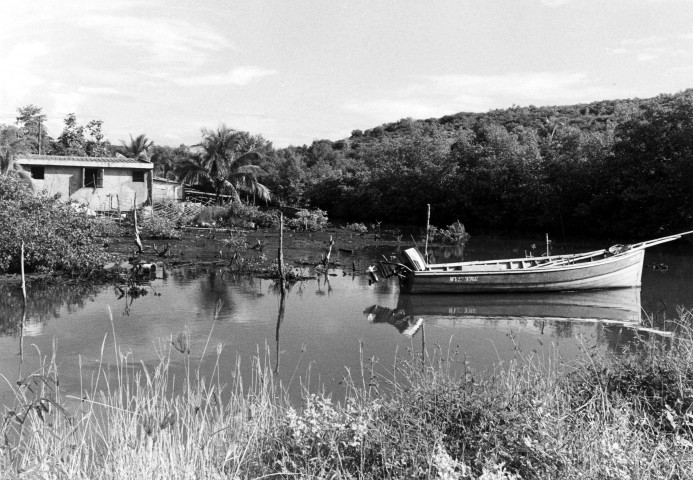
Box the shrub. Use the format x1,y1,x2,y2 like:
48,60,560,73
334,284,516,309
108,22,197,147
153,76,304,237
226,202,279,229
191,205,227,226
287,208,329,231
345,222,368,233
138,216,181,239
0,176,110,274
189,203,280,229
427,220,471,245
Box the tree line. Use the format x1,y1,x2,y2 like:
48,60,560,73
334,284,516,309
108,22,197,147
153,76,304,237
3,89,693,239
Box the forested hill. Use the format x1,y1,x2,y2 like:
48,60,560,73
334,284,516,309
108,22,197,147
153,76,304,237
352,95,644,144
265,89,693,239
9,90,692,240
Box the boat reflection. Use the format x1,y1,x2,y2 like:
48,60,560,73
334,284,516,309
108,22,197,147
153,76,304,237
364,288,642,336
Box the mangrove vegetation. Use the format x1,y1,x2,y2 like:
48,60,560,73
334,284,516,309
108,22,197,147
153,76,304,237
6,89,693,239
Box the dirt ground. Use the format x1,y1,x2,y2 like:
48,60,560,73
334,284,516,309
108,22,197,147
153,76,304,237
0,223,411,287
106,225,407,276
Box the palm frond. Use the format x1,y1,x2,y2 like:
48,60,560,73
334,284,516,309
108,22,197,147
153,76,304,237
192,125,273,203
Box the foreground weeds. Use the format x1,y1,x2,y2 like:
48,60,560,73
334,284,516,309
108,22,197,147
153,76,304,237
2,311,693,479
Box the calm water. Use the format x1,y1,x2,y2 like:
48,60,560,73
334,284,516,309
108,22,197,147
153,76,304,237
1,234,693,405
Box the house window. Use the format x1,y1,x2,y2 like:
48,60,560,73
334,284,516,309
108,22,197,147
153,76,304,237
132,170,145,182
30,166,45,180
83,168,104,188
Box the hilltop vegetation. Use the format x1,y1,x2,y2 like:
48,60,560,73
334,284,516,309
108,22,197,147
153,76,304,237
6,89,693,238
268,89,693,238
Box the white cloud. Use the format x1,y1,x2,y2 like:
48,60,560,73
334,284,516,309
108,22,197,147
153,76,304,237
51,89,87,118
538,0,573,6
343,99,446,120
636,53,657,62
0,42,47,110
175,67,278,87
421,72,596,102
622,35,667,47
612,34,693,62
605,47,629,56
77,86,122,97
80,14,233,68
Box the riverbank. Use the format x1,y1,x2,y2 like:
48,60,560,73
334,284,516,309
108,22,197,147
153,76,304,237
107,223,403,267
0,222,400,289
3,309,692,479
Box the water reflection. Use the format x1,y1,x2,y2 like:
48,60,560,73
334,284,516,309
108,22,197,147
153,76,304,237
365,288,644,352
274,288,286,374
0,282,104,336
1,237,692,407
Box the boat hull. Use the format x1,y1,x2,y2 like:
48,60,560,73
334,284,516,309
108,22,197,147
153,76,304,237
400,249,645,294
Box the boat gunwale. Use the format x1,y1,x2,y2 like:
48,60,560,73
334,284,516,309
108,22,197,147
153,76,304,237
422,249,605,270
418,249,640,276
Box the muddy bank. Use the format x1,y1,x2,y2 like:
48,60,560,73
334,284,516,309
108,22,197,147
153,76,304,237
105,225,407,274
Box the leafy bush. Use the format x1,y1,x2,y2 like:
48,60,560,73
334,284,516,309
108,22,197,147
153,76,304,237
287,208,329,231
189,203,279,229
0,176,110,274
275,393,379,474
138,216,181,239
226,202,279,228
345,222,368,233
428,220,471,245
191,206,226,226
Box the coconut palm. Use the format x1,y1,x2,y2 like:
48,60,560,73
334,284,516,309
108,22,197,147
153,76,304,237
176,125,271,205
0,126,33,190
119,134,153,160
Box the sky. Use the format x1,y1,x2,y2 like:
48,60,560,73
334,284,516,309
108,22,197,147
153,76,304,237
1,0,693,149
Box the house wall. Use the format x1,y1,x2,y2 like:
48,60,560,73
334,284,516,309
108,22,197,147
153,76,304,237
152,182,184,202
33,166,151,211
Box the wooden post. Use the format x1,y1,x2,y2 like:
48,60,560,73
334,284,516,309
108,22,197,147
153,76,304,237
19,242,26,375
20,242,26,307
322,235,334,269
546,233,550,257
133,194,142,254
424,204,431,261
278,212,285,293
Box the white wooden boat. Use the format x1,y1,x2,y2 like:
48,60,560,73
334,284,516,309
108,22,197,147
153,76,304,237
374,231,692,294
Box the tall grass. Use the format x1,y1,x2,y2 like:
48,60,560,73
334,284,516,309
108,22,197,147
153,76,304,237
2,310,693,479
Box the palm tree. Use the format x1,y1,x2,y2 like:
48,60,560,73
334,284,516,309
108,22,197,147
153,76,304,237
176,125,271,204
0,126,33,190
119,134,153,160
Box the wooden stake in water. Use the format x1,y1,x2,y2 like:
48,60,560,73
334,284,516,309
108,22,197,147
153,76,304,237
133,194,143,254
546,233,550,257
278,212,285,293
19,242,27,372
20,241,27,307
424,204,431,261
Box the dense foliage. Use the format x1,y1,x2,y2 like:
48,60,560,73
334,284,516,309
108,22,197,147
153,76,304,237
8,89,693,238
0,176,110,274
258,89,693,238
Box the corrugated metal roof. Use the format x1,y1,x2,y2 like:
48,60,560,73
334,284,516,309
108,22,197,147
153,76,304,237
25,154,150,164
153,177,183,184
19,154,153,170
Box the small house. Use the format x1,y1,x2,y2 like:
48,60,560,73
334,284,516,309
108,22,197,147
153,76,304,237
152,177,185,202
18,154,154,212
